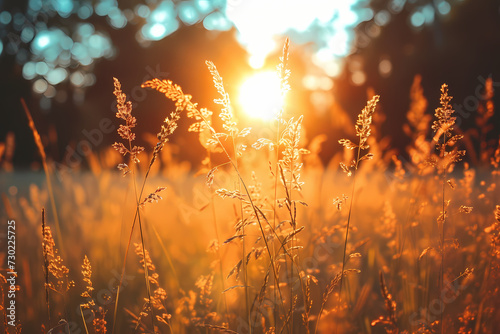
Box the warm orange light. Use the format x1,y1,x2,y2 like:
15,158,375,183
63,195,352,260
238,71,283,121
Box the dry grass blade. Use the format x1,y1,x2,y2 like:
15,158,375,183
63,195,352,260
41,208,50,321
140,187,166,207
222,285,249,293
419,246,435,261
371,271,398,333
314,269,360,334
23,99,63,257
216,188,247,201
206,167,218,188
302,275,314,334
282,226,305,244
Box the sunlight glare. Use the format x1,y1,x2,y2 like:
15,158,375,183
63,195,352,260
239,71,283,121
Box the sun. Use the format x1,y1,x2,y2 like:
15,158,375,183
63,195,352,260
238,71,284,121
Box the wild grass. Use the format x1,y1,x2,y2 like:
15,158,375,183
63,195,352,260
22,100,63,257
1,40,500,334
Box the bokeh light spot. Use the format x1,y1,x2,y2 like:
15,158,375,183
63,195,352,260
78,23,95,37
136,5,150,18
89,34,106,57
35,62,49,75
35,33,51,49
179,2,200,25
78,4,93,19
108,8,127,29
70,71,85,87
71,42,87,59
0,11,12,25
21,27,35,43
374,10,391,26
95,0,114,16
379,59,392,77
33,78,48,94
80,56,93,66
46,67,68,85
60,36,73,50
23,62,36,79
303,75,333,91
55,0,74,18
28,0,43,11
438,1,451,15
319,76,334,90
358,8,374,21
142,20,179,40
151,1,175,22
351,71,366,86
195,0,212,14
84,73,96,86
150,23,166,38
313,50,342,77
389,0,405,13
422,5,435,24
44,84,57,98
411,12,425,27
203,12,231,31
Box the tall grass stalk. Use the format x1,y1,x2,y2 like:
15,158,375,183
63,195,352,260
41,208,50,320
439,130,446,334
337,95,380,304
431,84,465,334
312,95,379,334
22,99,63,257
110,77,154,333
111,77,182,334
205,59,251,328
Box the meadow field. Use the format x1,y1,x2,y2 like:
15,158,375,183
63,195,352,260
1,41,499,334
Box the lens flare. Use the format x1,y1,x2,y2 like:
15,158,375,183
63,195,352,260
239,71,283,121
